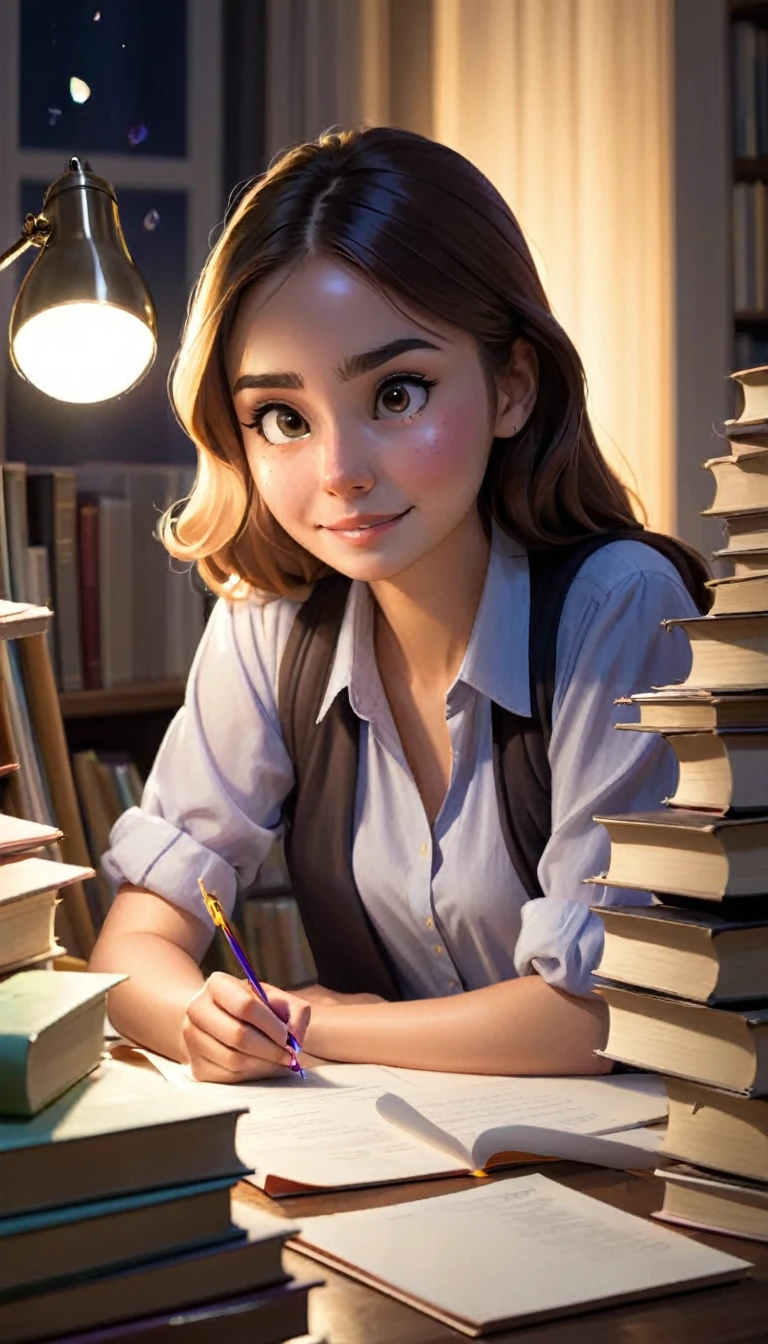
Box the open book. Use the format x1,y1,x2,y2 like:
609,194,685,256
135,1052,667,1197
284,1174,750,1336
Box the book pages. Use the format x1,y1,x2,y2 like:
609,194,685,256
135,1051,668,1189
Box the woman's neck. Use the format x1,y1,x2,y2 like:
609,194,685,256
370,509,490,692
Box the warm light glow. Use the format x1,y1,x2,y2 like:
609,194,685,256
429,0,675,532
12,302,156,402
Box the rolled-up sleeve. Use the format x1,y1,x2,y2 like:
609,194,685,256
513,544,701,995
102,592,298,924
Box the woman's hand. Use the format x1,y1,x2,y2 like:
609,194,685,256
181,972,311,1083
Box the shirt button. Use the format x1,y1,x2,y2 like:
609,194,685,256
420,842,428,856
425,916,433,929
434,944,443,955
449,979,459,990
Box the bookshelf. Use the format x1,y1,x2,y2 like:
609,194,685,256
60,688,183,782
60,682,185,721
731,0,768,373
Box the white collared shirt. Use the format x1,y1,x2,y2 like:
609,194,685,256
104,530,699,998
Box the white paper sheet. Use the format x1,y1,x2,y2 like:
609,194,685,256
132,1049,668,1189
291,1175,751,1335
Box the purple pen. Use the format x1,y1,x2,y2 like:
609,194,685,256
198,879,306,1078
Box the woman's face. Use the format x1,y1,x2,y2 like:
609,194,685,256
228,255,534,582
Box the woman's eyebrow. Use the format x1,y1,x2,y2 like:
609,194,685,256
232,337,442,395
336,337,443,381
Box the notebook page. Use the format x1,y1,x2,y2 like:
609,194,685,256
374,1071,667,1169
291,1174,751,1335
376,1093,663,1171
376,1069,668,1133
132,1052,459,1189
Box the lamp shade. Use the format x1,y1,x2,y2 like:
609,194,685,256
9,157,157,403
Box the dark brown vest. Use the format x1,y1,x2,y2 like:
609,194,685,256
277,531,708,999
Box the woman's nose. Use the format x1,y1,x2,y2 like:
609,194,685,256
320,428,375,497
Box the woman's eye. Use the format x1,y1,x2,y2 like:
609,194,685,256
257,406,310,445
375,379,431,420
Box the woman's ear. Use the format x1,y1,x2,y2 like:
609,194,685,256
492,337,539,438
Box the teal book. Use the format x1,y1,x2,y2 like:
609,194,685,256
0,1176,241,1297
0,1210,298,1344
0,1055,248,1218
0,971,125,1118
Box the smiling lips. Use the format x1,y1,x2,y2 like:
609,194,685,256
321,508,412,540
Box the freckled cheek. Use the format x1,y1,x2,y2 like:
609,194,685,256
249,451,315,526
399,410,487,489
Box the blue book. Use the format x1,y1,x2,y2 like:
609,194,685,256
0,1177,241,1297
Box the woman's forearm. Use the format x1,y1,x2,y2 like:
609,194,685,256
90,928,204,1062
304,974,611,1075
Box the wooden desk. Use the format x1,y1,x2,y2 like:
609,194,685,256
235,1164,768,1342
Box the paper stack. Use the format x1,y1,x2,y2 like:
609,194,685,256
589,364,768,1244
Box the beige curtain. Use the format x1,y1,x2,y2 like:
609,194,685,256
266,0,676,531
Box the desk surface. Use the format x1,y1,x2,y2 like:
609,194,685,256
235,1164,768,1343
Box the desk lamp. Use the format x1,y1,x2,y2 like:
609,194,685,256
0,156,156,403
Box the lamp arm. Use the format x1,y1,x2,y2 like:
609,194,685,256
0,214,51,274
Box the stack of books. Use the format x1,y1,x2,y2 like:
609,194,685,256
590,363,768,1244
0,1056,318,1342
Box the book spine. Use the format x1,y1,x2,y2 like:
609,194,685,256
129,470,178,683
0,641,54,826
112,763,136,813
26,545,56,673
76,499,101,691
0,474,14,605
52,473,83,693
0,1036,32,1117
744,21,758,157
125,761,144,805
758,28,768,156
734,182,748,312
27,475,62,689
3,464,30,604
97,497,133,689
757,183,766,312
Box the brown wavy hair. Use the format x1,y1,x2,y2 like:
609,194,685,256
165,125,708,601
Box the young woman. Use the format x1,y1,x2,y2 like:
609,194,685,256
90,126,708,1083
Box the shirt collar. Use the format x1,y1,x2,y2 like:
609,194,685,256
316,522,532,724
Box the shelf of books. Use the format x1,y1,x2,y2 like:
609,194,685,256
731,2,768,372
0,461,203,945
590,362,768,1244
0,459,316,986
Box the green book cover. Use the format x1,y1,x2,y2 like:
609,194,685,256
0,1055,249,1219
0,971,125,1116
0,971,125,1036
0,1175,238,1240
0,1058,246,1155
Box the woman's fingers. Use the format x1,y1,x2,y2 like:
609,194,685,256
183,1021,292,1082
186,982,292,1067
204,972,292,1049
260,984,312,1045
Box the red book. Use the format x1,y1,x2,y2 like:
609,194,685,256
77,496,101,690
